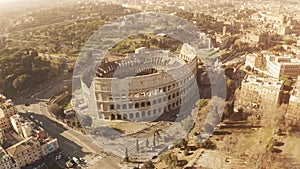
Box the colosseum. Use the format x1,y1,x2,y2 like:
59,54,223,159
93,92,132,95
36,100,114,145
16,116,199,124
94,43,199,121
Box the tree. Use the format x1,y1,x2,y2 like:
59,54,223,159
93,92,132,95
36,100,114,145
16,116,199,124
145,138,149,147
196,99,209,109
123,147,129,162
184,148,190,156
141,160,155,169
245,65,251,71
226,79,236,100
223,102,234,120
79,115,92,127
284,39,296,45
175,138,188,149
279,75,293,89
49,103,63,117
12,74,31,91
225,67,235,79
161,153,178,167
201,139,216,149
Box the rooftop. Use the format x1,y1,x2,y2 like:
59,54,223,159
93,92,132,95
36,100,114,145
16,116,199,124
0,146,9,160
243,75,283,90
6,137,40,156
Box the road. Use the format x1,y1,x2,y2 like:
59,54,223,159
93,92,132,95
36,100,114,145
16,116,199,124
15,72,73,104
16,103,122,169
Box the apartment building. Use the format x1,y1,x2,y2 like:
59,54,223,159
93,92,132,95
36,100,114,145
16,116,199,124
6,137,43,168
245,53,300,79
40,138,59,156
287,77,300,119
238,75,284,112
0,146,19,169
10,114,35,139
0,95,16,132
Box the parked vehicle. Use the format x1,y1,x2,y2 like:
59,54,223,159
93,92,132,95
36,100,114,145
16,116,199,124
72,157,80,164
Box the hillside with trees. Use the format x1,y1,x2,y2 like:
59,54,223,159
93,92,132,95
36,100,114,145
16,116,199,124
0,48,62,96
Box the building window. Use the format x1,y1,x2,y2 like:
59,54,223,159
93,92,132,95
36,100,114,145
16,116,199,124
153,100,157,105
135,103,139,108
129,103,133,109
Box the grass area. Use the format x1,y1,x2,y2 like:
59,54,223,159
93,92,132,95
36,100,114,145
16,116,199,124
281,135,300,165
108,33,182,55
58,95,72,109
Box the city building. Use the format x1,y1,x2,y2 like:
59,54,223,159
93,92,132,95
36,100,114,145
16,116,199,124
238,75,284,112
0,95,16,132
0,146,19,169
10,114,35,139
287,76,300,121
0,129,5,145
40,138,59,156
10,114,48,141
245,52,300,79
0,95,59,167
6,137,43,168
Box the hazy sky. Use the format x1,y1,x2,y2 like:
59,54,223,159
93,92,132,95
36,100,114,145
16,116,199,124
0,0,22,4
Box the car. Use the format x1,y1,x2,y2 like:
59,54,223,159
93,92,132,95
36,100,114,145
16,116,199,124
79,158,85,162
151,155,157,159
72,157,80,164
25,103,30,106
168,144,174,150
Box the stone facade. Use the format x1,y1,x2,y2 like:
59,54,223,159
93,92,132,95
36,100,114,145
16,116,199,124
238,75,284,113
40,138,59,156
245,52,300,79
0,96,16,132
95,44,198,120
0,146,19,169
6,137,43,168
